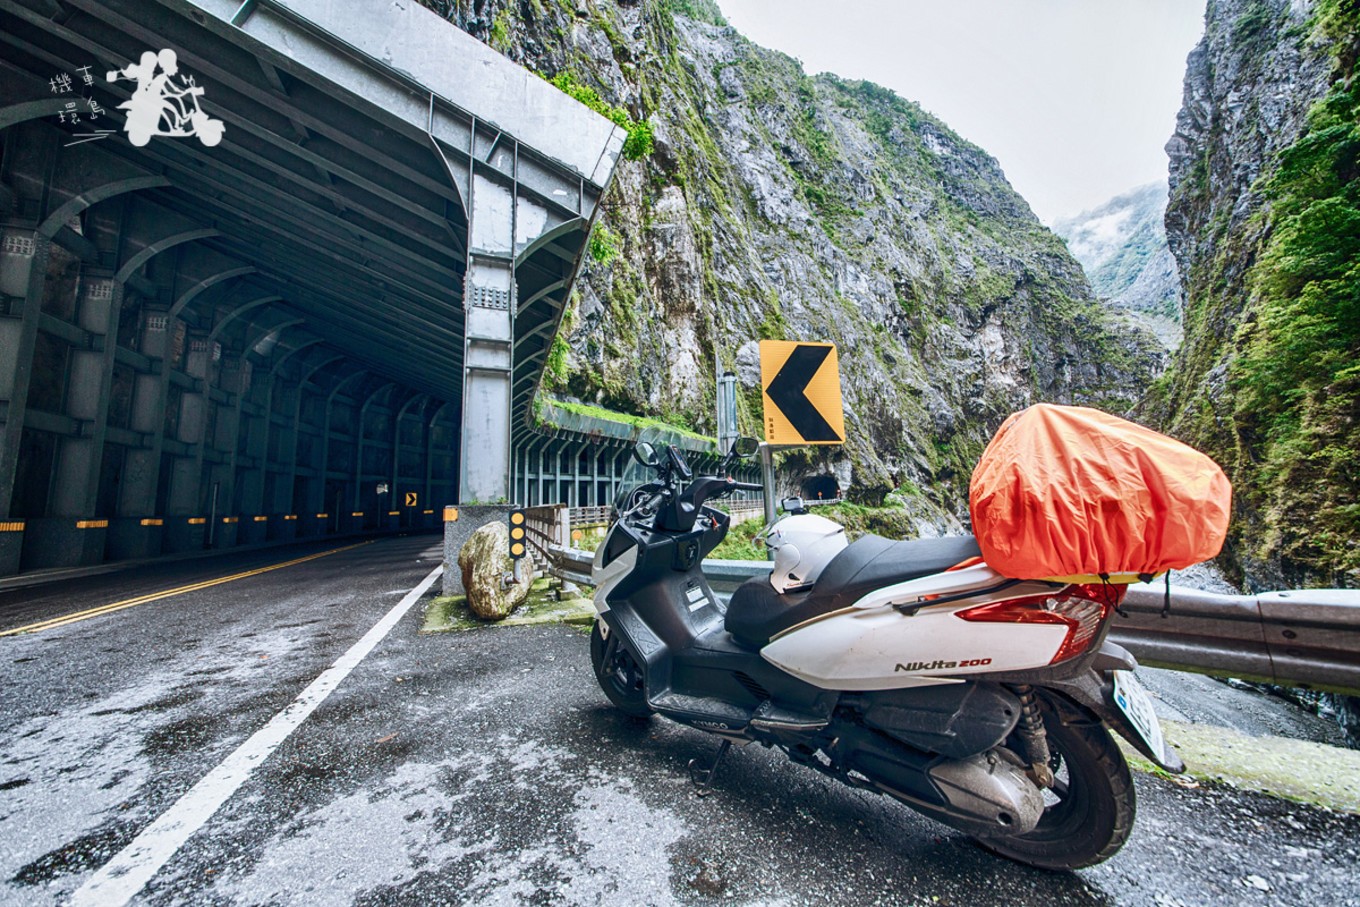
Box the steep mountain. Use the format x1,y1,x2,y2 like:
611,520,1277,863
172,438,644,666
422,0,1161,530
1147,0,1359,588
1053,182,1183,349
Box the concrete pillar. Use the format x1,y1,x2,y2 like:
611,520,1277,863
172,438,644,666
424,401,447,519
458,170,518,504
518,438,532,507
391,393,425,527
352,382,393,530
511,439,526,507
591,442,602,507
248,340,320,541
538,440,548,507
211,351,254,549
120,307,174,512
285,356,342,535
314,370,365,534
43,262,127,568
0,229,49,575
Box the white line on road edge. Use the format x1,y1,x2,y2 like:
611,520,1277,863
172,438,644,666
71,564,443,907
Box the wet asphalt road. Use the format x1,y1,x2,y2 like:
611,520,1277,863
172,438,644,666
1,535,1357,906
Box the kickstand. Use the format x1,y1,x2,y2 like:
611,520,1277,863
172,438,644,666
686,739,732,797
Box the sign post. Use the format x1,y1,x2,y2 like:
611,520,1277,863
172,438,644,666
716,370,738,454
760,443,777,531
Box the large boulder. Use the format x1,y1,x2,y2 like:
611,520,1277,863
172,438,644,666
458,521,535,620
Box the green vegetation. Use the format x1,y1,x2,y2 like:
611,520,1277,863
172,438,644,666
489,7,514,52
961,261,1016,315
421,577,594,633
811,502,920,540
622,120,655,160
589,222,621,264
1232,0,1279,47
667,0,727,27
709,500,941,561
545,334,571,387
544,398,716,446
545,71,653,161
757,293,789,340
708,518,767,560
1227,0,1360,576
544,290,580,391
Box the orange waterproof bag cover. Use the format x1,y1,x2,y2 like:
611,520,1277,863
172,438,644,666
969,404,1231,581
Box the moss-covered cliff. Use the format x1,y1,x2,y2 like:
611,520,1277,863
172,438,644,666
1148,0,1359,588
423,0,1160,531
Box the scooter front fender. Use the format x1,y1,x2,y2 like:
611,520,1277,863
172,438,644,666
1042,642,1185,773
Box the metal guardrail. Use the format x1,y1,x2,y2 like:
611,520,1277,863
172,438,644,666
543,547,1360,697
1112,583,1360,697
546,544,595,587
522,505,568,562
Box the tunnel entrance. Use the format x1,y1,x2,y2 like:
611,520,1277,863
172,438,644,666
0,0,619,577
801,475,839,502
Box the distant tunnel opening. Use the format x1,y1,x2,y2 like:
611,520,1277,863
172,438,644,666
801,475,839,502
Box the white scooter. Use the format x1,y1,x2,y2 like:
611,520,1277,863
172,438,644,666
590,438,1180,870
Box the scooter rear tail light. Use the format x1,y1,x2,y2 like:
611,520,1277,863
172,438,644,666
956,583,1125,665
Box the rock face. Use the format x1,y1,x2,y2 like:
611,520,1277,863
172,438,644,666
1052,182,1183,350
1147,0,1359,588
458,521,534,620
424,0,1161,531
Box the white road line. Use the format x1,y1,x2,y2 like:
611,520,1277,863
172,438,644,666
71,564,443,907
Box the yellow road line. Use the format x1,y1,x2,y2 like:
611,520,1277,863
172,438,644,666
0,541,373,637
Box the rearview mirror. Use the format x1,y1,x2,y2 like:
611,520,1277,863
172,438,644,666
731,437,759,458
633,441,661,467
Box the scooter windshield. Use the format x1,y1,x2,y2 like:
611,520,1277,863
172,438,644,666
613,456,660,514
612,441,688,516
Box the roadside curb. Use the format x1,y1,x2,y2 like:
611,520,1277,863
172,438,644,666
1121,719,1360,814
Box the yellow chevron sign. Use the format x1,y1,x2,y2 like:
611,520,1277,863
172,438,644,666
759,341,845,446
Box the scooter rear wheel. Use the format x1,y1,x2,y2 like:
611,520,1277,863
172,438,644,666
590,620,654,719
976,698,1135,870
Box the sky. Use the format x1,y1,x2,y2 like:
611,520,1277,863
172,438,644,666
715,0,1207,225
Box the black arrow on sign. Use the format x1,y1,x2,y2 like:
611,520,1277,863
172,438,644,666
767,345,841,442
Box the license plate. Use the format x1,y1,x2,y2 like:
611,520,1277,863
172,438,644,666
1111,669,1167,761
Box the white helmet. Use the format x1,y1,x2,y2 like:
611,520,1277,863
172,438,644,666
763,514,848,593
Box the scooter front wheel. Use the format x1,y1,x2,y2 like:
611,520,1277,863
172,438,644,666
589,620,654,719
976,697,1135,870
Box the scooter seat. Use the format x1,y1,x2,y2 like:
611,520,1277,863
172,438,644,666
724,534,982,648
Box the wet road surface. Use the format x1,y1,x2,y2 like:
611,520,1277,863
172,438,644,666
1,535,1357,906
